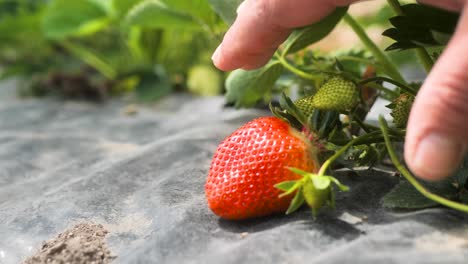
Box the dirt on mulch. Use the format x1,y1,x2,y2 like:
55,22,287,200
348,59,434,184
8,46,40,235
23,222,116,264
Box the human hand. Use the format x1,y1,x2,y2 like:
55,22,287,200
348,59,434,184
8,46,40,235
212,0,468,181
211,0,356,71
405,0,468,180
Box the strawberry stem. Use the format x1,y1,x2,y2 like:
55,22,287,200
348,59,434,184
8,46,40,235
318,138,358,176
379,115,468,213
343,13,407,85
274,52,317,81
359,76,417,95
364,82,399,98
335,56,379,68
319,127,405,175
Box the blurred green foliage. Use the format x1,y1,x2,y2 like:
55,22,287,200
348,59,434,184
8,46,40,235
0,0,226,100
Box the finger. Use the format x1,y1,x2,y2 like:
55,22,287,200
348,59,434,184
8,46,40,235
405,3,468,180
212,0,349,71
417,0,464,12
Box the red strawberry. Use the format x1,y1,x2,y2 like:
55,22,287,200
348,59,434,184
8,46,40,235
205,117,319,220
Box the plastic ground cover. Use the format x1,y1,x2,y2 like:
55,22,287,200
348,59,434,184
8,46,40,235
1,80,468,264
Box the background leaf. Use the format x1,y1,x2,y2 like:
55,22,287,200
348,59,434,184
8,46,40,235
125,0,202,30
135,65,172,101
42,0,109,39
225,61,284,107
283,7,348,55
382,3,459,51
450,156,468,188
382,179,458,209
207,0,242,25
275,181,298,192
87,0,114,15
113,0,142,17
163,0,217,27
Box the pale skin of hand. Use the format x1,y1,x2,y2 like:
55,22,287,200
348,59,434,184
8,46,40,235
212,0,468,181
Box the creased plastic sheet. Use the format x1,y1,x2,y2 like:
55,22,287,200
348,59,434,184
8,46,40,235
1,80,468,264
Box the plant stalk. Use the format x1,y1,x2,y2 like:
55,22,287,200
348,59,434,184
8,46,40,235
387,0,404,14
318,139,356,176
275,53,316,81
379,116,468,213
343,13,406,84
317,130,397,175
365,82,399,98
359,76,417,95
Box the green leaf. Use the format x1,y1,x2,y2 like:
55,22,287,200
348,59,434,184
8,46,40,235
162,0,217,27
308,109,341,139
127,27,163,65
135,65,172,101
125,0,202,30
287,167,311,177
279,93,307,126
451,155,468,188
42,0,109,39
88,0,114,15
225,61,284,107
285,187,305,215
431,31,451,46
278,181,302,198
113,0,143,17
207,0,242,25
382,179,458,209
283,7,348,55
329,177,349,192
459,192,468,204
382,3,459,51
401,4,459,34
311,175,331,190
274,180,298,191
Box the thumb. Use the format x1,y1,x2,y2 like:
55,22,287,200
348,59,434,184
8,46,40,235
405,4,468,180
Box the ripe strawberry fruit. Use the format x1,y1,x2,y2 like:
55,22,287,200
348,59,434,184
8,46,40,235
312,76,359,112
205,117,319,220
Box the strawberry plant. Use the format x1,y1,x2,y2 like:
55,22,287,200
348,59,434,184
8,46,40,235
205,0,468,219
0,0,226,100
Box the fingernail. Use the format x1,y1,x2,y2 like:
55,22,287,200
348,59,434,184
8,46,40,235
413,133,465,180
212,45,221,64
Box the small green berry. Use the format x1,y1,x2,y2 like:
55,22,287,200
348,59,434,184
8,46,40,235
294,96,315,117
312,76,360,112
390,93,415,128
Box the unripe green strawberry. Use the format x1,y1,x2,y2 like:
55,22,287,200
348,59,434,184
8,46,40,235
312,76,359,112
294,96,315,117
302,178,330,215
390,93,414,128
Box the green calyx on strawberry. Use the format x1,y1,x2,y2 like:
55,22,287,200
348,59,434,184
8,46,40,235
205,116,320,220
271,93,342,143
312,76,360,112
388,93,415,128
275,167,349,217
